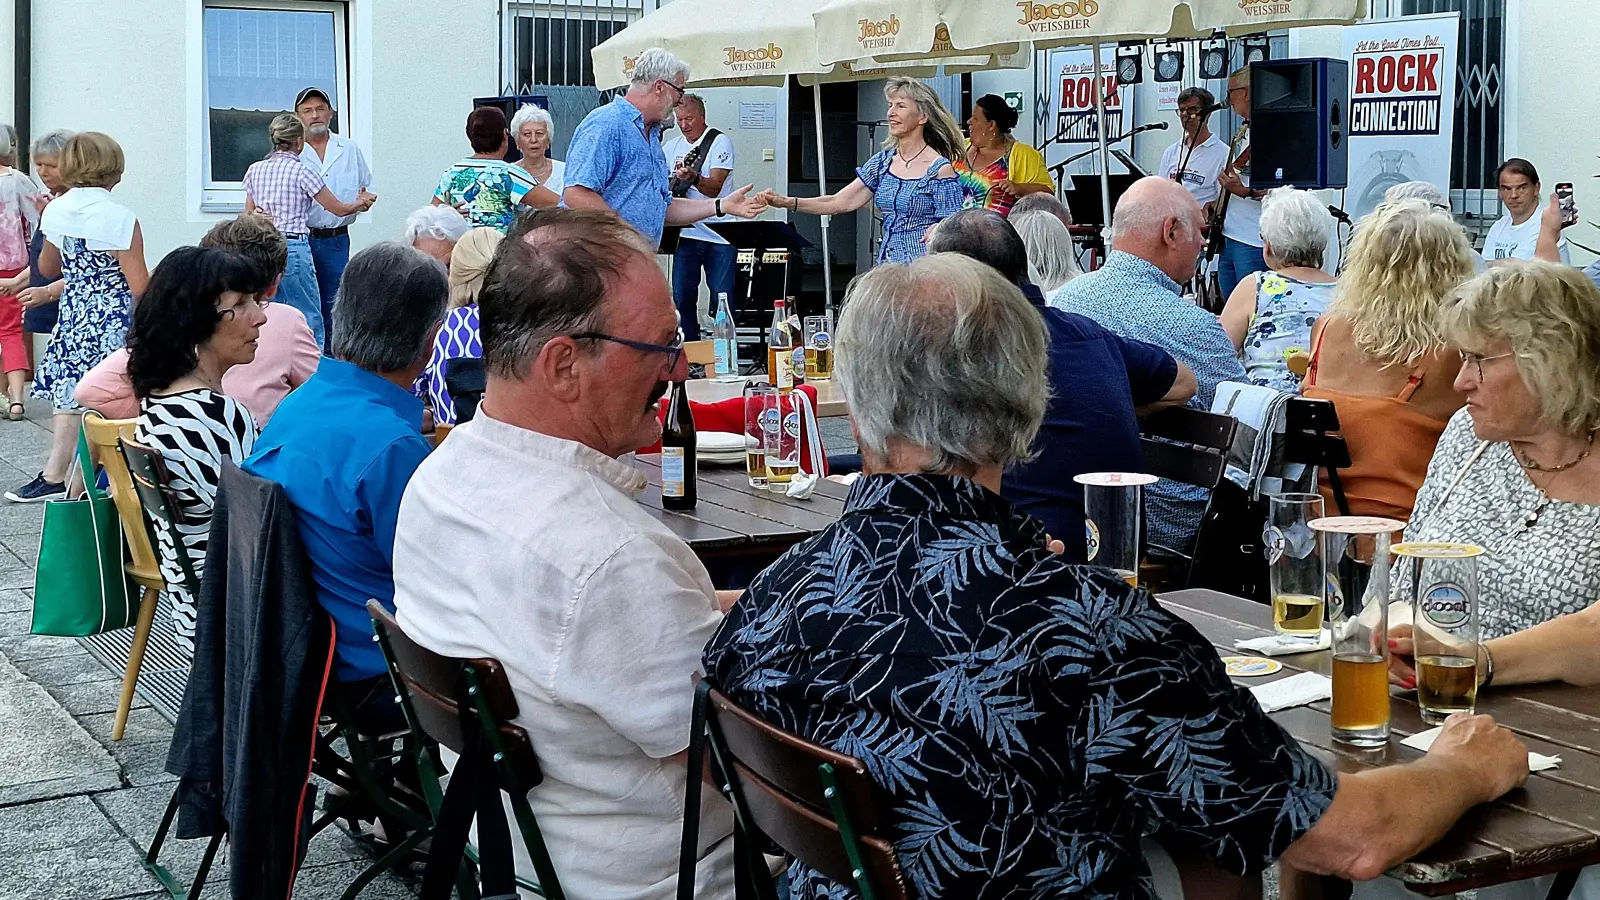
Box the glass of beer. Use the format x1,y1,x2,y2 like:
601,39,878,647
1394,542,1485,723
1072,472,1158,586
742,381,774,489
1267,493,1326,645
804,315,833,381
1312,515,1404,748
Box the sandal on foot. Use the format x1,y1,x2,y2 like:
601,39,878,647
6,402,23,421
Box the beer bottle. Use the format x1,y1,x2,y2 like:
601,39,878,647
767,297,794,393
661,379,697,510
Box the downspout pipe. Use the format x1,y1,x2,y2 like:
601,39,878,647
14,0,29,171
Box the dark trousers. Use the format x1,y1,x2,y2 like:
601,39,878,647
671,237,737,342
334,673,407,738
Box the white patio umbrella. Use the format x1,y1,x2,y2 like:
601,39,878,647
814,0,1369,227
591,1,1021,313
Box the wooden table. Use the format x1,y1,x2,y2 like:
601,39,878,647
685,376,849,418
632,453,849,559
1161,588,1600,897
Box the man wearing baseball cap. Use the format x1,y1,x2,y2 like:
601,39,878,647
295,86,375,345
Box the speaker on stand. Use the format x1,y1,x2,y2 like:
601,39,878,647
1249,58,1349,190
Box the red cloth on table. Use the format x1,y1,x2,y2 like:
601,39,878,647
0,268,28,375
640,384,828,476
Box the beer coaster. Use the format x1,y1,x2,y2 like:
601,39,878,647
1072,472,1159,487
1221,656,1283,677
1392,541,1486,559
1308,515,1406,535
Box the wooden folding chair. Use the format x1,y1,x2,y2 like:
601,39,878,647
80,412,166,741
367,600,565,899
1138,406,1240,589
682,679,908,900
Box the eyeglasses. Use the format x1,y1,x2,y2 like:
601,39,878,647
1459,349,1515,381
218,294,272,321
1178,106,1207,118
1226,86,1247,97
657,79,686,101
572,328,685,371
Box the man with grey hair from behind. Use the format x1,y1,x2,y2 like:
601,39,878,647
706,251,1525,900
564,47,764,249
1055,175,1246,556
393,207,738,900
245,242,447,737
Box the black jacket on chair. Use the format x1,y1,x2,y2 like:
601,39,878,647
165,461,334,900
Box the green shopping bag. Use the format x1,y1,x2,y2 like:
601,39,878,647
30,426,136,636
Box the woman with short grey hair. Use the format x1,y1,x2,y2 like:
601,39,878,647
14,130,74,342
837,253,1047,473
510,103,566,198
402,205,471,266
1219,186,1337,392
1010,209,1082,302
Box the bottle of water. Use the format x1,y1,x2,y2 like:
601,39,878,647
712,292,738,382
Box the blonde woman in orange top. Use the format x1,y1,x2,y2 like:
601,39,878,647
1303,199,1478,522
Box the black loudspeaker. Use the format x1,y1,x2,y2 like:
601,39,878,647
1249,58,1349,190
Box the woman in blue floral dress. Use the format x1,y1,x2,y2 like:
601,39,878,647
1219,188,1336,393
759,78,967,264
7,132,149,503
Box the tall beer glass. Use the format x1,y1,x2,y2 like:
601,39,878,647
742,382,775,489
803,315,833,381
1073,473,1157,586
1267,493,1326,645
1394,542,1484,723
1312,516,1404,748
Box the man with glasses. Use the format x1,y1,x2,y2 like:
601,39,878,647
563,46,765,249
393,208,739,900
1215,67,1269,297
1159,87,1229,207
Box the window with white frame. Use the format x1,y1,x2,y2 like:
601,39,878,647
202,0,348,207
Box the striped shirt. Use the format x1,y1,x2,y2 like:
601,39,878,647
135,389,257,655
243,151,325,235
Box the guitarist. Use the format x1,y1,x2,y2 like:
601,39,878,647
661,93,736,341
1209,67,1269,301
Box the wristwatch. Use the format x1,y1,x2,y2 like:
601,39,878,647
714,198,723,217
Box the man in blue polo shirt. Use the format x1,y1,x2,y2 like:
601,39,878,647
927,209,1196,562
245,242,446,734
562,47,765,247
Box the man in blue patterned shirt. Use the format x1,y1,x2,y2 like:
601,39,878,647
1054,176,1247,556
563,48,764,247
705,252,1529,900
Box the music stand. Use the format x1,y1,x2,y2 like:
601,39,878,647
1065,174,1140,229
707,221,813,372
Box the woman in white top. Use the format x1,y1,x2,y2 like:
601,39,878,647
1483,158,1569,264
510,103,566,199
6,132,149,504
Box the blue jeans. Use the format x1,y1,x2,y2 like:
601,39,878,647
671,238,737,342
279,237,325,351
1216,237,1267,300
309,232,350,346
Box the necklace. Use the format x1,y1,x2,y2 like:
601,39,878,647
896,143,928,167
1513,429,1596,472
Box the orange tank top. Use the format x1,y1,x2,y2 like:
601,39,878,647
1303,327,1449,523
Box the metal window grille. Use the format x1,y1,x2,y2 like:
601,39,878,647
502,1,642,160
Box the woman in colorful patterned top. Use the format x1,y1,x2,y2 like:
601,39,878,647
432,106,559,233
759,78,966,264
0,124,41,414
954,94,1055,217
1219,187,1336,393
418,227,501,425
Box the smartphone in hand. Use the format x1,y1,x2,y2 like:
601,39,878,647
1556,182,1578,228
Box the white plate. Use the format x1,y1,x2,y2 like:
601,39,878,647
697,431,746,453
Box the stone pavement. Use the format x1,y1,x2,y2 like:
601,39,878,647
0,402,417,900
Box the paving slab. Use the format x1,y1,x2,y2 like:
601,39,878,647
0,588,33,613
0,796,160,900
14,646,120,686
104,738,178,788
0,628,90,662
0,652,122,805
47,678,151,718
80,707,174,748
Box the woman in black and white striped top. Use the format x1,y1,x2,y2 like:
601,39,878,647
128,246,270,655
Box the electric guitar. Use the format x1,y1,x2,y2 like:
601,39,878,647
659,127,722,254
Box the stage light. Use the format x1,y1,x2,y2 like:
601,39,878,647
1242,35,1271,66
1153,42,1184,83
1116,42,1144,86
1199,35,1229,80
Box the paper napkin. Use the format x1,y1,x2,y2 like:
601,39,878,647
1401,726,1563,771
1250,672,1334,713
1235,629,1332,656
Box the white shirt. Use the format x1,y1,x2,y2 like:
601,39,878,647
300,132,373,230
1483,211,1569,264
394,413,735,900
1220,128,1263,247
1159,133,1229,206
662,131,736,245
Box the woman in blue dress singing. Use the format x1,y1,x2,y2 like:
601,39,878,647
760,78,966,265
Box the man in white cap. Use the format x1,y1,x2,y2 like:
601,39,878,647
296,85,375,344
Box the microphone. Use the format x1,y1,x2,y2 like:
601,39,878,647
1327,205,1353,225
1203,102,1228,115
1146,121,1171,131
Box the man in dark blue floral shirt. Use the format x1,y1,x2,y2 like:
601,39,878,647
704,253,1530,899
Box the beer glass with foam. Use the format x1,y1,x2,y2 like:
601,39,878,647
1267,493,1326,645
742,381,775,489
1395,542,1484,723
1072,473,1158,586
1313,516,1404,748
